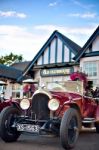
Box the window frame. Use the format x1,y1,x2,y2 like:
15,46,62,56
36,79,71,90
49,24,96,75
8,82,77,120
83,61,97,77
12,84,22,99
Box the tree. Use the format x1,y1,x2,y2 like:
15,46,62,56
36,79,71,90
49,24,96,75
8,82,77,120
0,52,24,65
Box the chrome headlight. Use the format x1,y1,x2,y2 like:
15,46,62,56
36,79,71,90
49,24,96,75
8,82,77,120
48,98,60,111
20,98,30,110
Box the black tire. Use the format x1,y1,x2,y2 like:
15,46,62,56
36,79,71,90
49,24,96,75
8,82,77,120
0,106,21,142
60,108,81,149
95,122,99,133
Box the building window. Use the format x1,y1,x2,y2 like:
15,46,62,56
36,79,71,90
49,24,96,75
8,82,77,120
12,84,22,98
83,62,97,77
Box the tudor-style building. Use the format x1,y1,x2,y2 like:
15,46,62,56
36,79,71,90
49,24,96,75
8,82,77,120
19,30,81,85
2,26,99,98
75,26,99,87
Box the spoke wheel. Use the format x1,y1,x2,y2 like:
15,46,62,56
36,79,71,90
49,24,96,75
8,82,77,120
68,116,79,145
60,108,81,149
0,106,21,142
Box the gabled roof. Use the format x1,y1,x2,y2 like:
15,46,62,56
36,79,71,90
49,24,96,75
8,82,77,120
11,61,30,71
18,30,81,80
57,31,81,53
0,64,22,81
75,26,99,61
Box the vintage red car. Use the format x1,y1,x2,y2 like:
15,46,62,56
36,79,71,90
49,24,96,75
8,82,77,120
0,72,99,150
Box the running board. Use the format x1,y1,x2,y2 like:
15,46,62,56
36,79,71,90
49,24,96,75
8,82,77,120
82,118,95,123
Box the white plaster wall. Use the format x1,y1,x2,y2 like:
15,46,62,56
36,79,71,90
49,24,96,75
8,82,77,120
37,56,42,65
50,38,56,63
92,36,99,51
34,70,41,86
74,65,80,72
57,38,62,63
41,77,52,86
40,76,70,85
80,56,99,65
44,47,48,64
64,45,69,62
34,70,52,86
62,76,70,81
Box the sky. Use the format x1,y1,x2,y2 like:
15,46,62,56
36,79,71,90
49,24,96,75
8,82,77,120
0,0,99,61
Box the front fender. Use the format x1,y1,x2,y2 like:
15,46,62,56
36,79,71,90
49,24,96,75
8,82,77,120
0,100,11,112
11,100,21,110
56,103,70,117
57,102,81,118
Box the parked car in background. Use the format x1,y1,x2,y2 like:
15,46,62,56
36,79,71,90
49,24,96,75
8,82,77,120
0,72,99,150
0,81,11,112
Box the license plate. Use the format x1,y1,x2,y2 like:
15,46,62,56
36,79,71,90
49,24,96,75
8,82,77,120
17,124,40,133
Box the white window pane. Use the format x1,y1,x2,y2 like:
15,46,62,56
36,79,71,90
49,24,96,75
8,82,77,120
83,62,97,77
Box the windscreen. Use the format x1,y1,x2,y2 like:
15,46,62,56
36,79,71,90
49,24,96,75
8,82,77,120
46,81,83,95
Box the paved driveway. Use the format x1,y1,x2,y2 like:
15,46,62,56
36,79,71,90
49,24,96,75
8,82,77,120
0,128,99,150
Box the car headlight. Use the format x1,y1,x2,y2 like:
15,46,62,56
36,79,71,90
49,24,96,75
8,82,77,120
48,98,60,111
20,98,30,110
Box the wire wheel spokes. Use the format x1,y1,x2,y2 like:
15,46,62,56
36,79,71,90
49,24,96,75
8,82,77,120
68,116,78,144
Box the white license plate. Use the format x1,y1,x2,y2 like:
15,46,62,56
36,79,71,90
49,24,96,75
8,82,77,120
17,124,40,133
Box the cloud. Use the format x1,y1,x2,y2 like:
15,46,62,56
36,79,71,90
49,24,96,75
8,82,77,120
68,12,97,19
49,1,58,7
0,24,98,61
34,24,96,35
0,11,27,18
72,0,95,9
30,24,99,47
0,25,52,60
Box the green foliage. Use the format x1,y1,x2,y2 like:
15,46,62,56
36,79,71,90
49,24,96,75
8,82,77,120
0,52,24,65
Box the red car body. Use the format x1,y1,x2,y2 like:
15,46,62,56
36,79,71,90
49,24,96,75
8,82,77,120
51,90,99,119
0,72,99,150
0,99,11,112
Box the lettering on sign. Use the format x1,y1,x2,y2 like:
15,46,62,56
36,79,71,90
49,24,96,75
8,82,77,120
40,68,71,77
